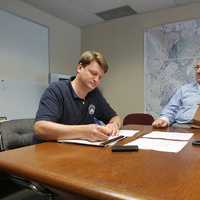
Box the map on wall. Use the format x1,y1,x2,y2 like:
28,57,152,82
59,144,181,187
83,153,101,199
144,19,200,118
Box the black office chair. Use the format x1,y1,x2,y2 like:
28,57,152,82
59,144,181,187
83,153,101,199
0,119,56,200
123,113,154,125
0,119,35,150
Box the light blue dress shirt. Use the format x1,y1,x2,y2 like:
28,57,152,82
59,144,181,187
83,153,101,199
160,82,200,125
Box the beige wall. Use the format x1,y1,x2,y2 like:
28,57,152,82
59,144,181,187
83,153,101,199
2,0,200,118
82,3,200,118
0,0,81,76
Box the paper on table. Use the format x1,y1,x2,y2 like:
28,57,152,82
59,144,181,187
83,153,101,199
57,129,139,146
118,130,139,137
58,135,121,146
58,139,105,146
125,138,188,153
143,131,193,141
105,130,139,146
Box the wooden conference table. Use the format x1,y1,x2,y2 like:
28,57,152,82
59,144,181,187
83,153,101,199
0,125,200,200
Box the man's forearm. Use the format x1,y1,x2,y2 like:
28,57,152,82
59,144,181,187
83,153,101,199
34,120,90,141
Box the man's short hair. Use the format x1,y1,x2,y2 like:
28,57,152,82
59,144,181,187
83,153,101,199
78,51,108,73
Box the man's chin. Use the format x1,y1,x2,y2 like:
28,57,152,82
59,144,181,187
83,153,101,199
89,83,97,89
87,85,96,91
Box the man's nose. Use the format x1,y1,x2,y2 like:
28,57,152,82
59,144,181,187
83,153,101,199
94,76,100,82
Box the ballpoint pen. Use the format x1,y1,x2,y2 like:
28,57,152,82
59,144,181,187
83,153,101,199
105,136,128,147
114,136,128,144
101,135,125,146
94,117,105,126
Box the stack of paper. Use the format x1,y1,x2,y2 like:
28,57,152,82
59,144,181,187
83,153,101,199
58,129,139,146
143,131,193,141
125,131,193,153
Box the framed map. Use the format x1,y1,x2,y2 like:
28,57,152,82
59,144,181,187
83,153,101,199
144,19,200,117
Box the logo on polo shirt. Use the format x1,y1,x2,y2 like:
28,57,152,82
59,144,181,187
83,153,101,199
88,104,95,115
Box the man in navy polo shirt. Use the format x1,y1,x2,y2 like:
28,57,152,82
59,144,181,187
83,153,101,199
34,51,121,142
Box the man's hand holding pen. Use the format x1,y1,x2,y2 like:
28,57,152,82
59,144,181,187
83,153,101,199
105,122,119,136
88,124,124,146
77,117,107,141
84,124,111,142
94,117,119,135
87,117,120,141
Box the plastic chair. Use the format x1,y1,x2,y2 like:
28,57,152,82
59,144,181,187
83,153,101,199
123,113,154,125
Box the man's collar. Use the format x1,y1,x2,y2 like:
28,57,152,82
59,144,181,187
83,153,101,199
69,76,82,100
193,81,200,90
197,83,200,90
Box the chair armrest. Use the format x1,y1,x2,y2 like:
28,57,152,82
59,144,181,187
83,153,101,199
0,133,4,151
10,175,55,198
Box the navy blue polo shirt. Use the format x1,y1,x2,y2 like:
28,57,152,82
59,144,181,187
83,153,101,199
35,78,117,125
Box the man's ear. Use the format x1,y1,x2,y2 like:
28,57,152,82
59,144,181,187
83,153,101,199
77,64,82,73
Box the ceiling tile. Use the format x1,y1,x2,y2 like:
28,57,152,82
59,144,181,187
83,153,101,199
174,0,200,5
20,0,200,27
126,0,175,13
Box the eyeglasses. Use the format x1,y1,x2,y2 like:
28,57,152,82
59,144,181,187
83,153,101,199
194,65,200,71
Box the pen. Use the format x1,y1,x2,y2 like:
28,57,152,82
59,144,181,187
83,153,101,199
101,135,125,146
94,117,105,126
114,136,127,144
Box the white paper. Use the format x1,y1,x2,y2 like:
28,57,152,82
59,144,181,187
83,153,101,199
57,129,139,146
125,138,188,153
106,130,139,146
58,135,119,146
118,130,139,137
143,131,193,141
58,139,104,146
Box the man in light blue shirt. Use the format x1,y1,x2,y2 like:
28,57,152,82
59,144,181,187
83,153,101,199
152,60,200,128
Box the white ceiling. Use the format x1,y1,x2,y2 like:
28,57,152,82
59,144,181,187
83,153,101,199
21,0,200,27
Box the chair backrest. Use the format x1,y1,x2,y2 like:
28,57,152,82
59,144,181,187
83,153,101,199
0,119,55,199
0,119,35,151
123,113,154,125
